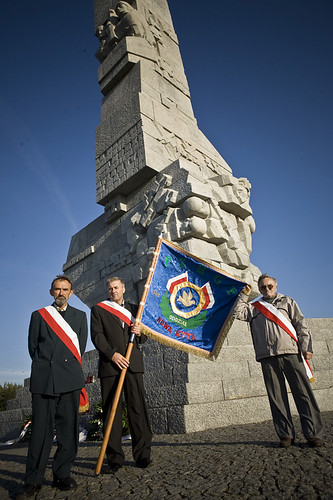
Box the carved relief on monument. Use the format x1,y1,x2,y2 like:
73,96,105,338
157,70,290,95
104,194,128,223
95,1,154,62
95,1,190,97
99,160,259,285
93,0,233,204
148,122,231,178
99,246,131,279
113,2,151,40
96,122,145,203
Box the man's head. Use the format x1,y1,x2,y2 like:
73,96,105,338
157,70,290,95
257,274,277,300
50,275,73,309
107,277,125,305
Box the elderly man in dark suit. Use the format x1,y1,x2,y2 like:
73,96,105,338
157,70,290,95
91,276,152,472
18,275,87,499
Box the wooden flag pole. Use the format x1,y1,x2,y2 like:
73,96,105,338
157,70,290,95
136,235,163,321
95,334,135,475
95,236,163,475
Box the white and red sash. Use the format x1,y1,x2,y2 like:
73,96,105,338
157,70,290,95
97,300,135,326
252,299,314,381
38,306,89,412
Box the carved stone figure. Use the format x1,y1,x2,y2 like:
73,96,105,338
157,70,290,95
95,1,152,61
114,1,148,39
95,24,111,62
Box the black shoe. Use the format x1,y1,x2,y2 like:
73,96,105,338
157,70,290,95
16,484,41,498
53,476,77,491
105,463,122,474
308,438,324,448
136,458,152,469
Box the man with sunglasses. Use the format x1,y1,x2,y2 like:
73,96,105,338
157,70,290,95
233,273,324,448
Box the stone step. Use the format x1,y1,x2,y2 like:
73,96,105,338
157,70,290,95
183,387,333,433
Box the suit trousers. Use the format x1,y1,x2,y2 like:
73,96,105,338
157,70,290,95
260,354,324,440
101,371,152,466
25,390,80,485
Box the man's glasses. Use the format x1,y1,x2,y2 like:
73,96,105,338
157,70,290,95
259,284,274,290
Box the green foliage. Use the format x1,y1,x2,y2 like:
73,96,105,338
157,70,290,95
18,400,131,443
87,401,103,441
121,403,130,436
87,400,130,441
0,382,23,411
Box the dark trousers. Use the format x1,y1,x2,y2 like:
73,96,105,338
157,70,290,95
25,390,80,485
101,372,152,466
260,354,324,440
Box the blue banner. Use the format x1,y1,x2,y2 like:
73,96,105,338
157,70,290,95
140,239,246,359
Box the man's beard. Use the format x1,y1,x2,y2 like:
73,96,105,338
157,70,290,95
55,296,66,307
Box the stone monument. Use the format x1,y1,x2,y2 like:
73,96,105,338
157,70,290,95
64,0,260,305
61,0,332,434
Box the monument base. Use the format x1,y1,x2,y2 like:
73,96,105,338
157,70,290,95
1,318,331,440
144,317,333,433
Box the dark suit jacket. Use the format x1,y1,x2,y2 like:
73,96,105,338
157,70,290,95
91,301,147,378
28,304,88,395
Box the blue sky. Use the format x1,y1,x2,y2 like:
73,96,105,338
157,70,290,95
0,0,332,386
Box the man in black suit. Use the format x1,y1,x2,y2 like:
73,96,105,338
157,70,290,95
91,276,152,472
18,275,87,498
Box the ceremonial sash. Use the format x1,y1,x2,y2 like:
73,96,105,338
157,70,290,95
38,306,89,412
252,300,314,381
97,300,135,326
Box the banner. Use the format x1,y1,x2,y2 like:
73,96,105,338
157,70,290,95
140,238,246,359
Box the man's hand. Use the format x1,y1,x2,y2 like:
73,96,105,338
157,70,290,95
131,323,141,337
111,352,130,369
303,351,313,360
242,284,252,296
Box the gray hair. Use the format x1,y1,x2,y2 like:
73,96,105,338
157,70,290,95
106,276,125,287
257,274,277,287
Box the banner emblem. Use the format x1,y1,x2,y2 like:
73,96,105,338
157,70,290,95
166,272,214,321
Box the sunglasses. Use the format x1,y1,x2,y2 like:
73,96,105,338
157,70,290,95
259,284,275,290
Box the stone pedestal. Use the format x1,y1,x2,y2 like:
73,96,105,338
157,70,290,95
142,317,333,433
1,318,330,439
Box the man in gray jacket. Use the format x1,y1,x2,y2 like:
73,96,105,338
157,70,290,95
233,273,324,448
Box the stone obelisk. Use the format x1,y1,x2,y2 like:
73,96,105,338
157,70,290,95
64,0,265,433
64,0,260,306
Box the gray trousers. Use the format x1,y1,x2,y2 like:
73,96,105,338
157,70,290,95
260,354,323,440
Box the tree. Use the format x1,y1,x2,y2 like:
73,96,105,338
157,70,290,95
0,382,22,411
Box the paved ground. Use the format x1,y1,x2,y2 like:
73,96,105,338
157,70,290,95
0,411,332,499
